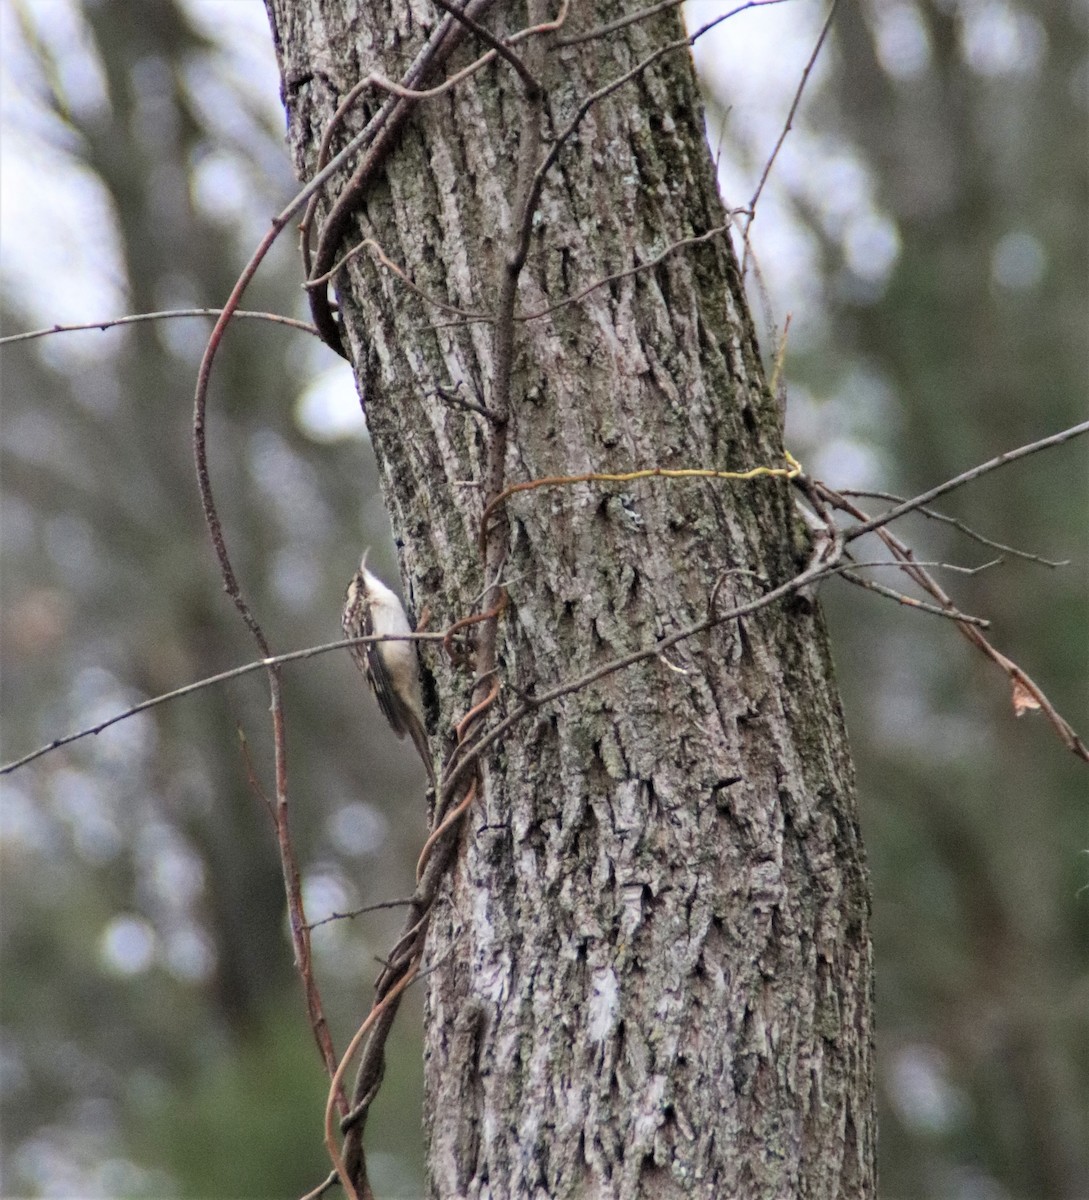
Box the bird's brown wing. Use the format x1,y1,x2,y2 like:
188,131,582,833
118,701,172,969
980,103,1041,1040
360,598,408,740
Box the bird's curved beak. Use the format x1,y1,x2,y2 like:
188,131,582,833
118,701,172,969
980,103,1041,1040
359,547,370,574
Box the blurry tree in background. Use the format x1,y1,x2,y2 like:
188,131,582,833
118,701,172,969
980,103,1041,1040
824,6,1088,1195
0,1,1085,1199
1,1,427,1195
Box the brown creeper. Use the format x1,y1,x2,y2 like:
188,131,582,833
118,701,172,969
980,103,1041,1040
342,551,435,787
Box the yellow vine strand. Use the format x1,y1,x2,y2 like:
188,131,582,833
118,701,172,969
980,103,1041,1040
559,453,803,486
480,451,803,541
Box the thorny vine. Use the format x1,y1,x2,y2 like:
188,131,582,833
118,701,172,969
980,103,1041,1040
2,3,1086,1200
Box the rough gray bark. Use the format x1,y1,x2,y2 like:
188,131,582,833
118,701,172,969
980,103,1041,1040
263,3,874,1197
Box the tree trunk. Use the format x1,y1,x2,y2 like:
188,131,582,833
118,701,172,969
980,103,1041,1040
263,3,874,1197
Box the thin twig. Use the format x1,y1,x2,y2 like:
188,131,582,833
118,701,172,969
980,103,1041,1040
515,220,740,323
820,484,1089,764
436,545,841,810
306,236,491,321
0,631,449,777
306,898,417,932
305,1,504,355
839,489,1071,567
839,569,990,625
845,556,1005,575
297,1169,339,1200
430,0,543,95
843,420,1089,543
557,0,685,46
430,382,499,423
242,719,347,1118
0,309,319,348
743,0,837,274
424,218,750,332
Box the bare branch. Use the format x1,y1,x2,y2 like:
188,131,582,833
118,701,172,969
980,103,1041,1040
437,543,841,809
743,1,839,241
845,556,1005,575
557,0,685,46
516,219,744,323
843,419,1089,543
306,236,491,322
0,309,319,348
0,632,449,777
429,0,545,96
839,489,1071,567
839,569,991,625
305,1,505,355
239,726,345,1116
297,1169,339,1200
821,484,1089,764
306,898,417,932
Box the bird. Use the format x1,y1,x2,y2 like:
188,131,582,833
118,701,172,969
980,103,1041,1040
342,551,435,787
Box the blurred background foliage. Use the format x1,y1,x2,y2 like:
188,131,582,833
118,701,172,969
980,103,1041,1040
0,1,1085,1198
